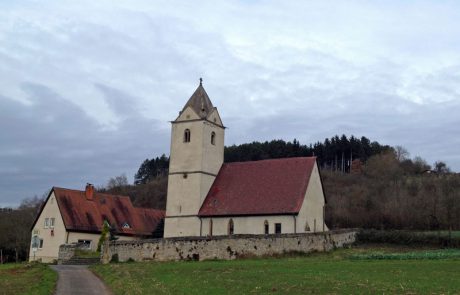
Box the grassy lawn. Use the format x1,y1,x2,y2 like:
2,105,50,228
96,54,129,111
91,246,460,294
0,263,57,295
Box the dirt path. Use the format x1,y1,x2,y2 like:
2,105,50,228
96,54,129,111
51,265,111,295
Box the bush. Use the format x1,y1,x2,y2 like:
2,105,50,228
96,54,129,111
357,229,460,247
110,254,119,263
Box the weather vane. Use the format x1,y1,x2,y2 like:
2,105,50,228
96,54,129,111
199,77,203,85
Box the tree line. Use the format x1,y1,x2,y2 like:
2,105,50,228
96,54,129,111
0,196,43,263
225,136,392,173
324,151,459,232
134,135,392,184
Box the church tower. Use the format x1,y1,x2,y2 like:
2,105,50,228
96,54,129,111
163,79,225,237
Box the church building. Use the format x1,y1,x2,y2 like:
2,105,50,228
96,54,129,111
164,80,328,237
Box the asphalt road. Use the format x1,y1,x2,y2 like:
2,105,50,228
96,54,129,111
51,265,111,295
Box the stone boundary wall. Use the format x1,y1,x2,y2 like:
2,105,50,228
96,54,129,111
58,244,76,264
102,229,358,263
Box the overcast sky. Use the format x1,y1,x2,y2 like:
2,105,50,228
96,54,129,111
1,1,459,207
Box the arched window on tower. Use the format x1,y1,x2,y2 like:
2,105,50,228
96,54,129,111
184,129,191,142
228,219,234,235
264,220,269,235
211,131,216,145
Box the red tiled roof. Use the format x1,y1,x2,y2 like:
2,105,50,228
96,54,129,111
198,157,318,217
52,187,164,236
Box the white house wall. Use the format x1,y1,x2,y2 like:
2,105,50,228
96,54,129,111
296,162,329,233
29,191,67,263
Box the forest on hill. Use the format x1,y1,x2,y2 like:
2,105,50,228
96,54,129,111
1,135,458,262
133,135,392,185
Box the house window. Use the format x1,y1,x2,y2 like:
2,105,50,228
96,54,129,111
211,132,216,145
184,129,191,142
264,220,269,235
228,219,234,235
44,218,49,228
39,239,44,249
77,240,92,249
50,218,55,228
275,223,282,234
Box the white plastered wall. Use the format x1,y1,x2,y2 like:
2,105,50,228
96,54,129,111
29,191,66,263
201,215,296,236
163,216,203,237
164,106,225,238
296,162,329,232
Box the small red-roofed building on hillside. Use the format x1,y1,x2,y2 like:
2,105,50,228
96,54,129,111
29,184,164,262
164,80,328,237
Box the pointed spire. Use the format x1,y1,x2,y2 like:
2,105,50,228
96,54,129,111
181,79,214,119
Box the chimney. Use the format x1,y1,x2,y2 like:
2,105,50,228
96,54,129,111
85,183,94,200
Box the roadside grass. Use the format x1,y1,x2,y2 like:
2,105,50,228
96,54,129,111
0,263,57,295
91,246,460,294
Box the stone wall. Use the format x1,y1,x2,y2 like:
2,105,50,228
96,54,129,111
102,229,358,263
58,244,76,264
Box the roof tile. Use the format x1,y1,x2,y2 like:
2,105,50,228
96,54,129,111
53,187,164,236
198,157,317,217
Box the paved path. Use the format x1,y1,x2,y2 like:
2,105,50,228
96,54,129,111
51,265,111,295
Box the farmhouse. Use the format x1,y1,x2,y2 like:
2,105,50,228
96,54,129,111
29,184,164,262
164,80,328,237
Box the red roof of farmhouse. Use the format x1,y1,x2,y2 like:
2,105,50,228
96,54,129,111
198,157,319,217
33,187,164,236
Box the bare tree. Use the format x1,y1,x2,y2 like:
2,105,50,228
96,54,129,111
107,174,129,190
394,146,409,162
434,161,451,174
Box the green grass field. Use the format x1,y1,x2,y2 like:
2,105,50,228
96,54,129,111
91,246,460,294
0,263,57,295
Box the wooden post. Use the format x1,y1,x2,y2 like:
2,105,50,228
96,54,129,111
1,249,3,264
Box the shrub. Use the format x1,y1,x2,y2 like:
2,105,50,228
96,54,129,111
357,229,460,247
110,254,119,263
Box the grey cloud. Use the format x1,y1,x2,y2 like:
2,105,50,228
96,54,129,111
1,0,460,207
0,83,169,206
